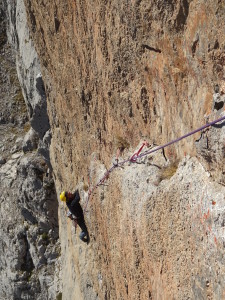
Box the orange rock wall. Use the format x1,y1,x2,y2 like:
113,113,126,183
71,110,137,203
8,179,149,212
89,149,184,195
24,0,224,187
23,0,225,299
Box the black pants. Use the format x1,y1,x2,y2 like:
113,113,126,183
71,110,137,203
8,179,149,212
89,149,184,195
77,217,88,234
74,217,87,241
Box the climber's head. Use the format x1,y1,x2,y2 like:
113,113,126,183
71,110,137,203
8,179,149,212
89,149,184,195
60,191,73,202
60,191,67,202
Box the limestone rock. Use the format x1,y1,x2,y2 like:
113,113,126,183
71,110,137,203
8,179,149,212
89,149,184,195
38,129,52,169
1,0,225,299
22,127,39,152
0,156,6,164
212,93,225,113
0,150,60,299
0,1,61,299
196,111,225,184
22,0,225,298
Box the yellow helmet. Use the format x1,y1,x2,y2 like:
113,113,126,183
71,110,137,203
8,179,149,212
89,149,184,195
60,191,67,202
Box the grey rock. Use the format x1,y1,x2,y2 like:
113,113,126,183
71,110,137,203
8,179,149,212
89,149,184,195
22,128,39,152
196,111,225,184
38,245,46,255
36,73,46,98
0,1,60,299
30,100,50,139
0,157,6,164
37,256,47,268
11,152,23,159
15,137,24,144
21,207,38,225
39,221,51,232
47,253,58,263
38,129,52,169
212,93,225,112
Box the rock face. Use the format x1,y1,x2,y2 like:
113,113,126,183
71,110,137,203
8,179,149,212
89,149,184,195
85,151,225,300
0,0,60,299
3,0,225,299
23,0,225,182
196,111,225,185
5,0,50,139
0,152,60,300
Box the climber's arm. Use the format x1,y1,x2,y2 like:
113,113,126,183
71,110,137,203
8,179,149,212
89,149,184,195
70,189,80,206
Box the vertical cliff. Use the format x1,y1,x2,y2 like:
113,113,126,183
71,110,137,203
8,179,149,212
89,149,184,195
11,0,225,299
0,0,60,299
23,0,225,178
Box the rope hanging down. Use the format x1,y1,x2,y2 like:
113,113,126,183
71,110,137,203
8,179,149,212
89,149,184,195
84,115,225,212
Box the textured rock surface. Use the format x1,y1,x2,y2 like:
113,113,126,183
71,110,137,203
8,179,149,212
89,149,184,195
6,0,225,299
87,154,225,300
0,152,61,300
56,133,225,300
5,0,50,139
196,111,225,185
0,1,27,128
22,127,39,152
0,0,60,299
24,0,225,182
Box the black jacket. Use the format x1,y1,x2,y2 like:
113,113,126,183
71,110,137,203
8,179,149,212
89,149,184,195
66,190,84,219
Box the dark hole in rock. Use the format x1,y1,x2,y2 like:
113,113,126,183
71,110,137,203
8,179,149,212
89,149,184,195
214,101,224,111
55,17,60,32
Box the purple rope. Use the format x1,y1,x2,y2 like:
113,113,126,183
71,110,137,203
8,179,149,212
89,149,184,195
85,115,225,211
138,115,225,159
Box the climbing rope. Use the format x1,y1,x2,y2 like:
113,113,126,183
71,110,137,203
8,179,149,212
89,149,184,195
84,115,225,212
130,140,149,162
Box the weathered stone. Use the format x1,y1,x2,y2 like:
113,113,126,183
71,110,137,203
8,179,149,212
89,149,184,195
20,0,225,298
11,152,23,159
212,93,225,113
0,156,6,164
10,144,21,154
21,207,38,225
38,129,52,169
1,0,225,299
22,127,39,152
21,0,225,298
196,111,225,184
0,1,60,299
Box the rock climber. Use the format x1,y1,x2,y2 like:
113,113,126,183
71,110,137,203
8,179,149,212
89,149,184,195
60,190,89,242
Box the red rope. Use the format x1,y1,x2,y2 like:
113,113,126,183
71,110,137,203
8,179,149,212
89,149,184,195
130,140,149,162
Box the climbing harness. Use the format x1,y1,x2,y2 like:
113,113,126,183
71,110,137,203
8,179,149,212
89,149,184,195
84,114,225,213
